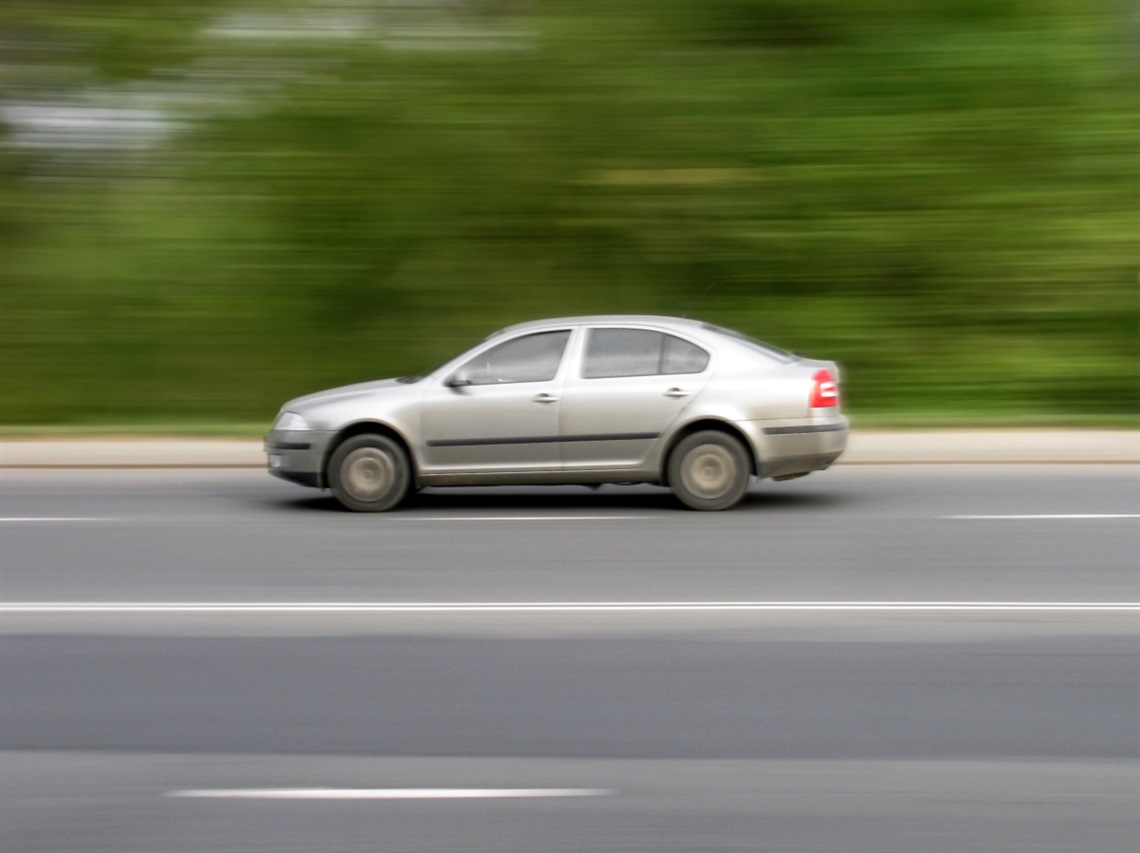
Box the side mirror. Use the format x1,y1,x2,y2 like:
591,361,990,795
446,370,472,388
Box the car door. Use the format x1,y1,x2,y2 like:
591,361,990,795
417,329,572,474
559,326,712,470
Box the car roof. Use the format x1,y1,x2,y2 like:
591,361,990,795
492,315,708,337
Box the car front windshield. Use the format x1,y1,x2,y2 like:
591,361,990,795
414,334,499,381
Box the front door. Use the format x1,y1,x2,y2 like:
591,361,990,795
418,329,571,474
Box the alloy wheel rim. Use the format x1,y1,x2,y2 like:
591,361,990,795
342,448,395,500
683,445,736,498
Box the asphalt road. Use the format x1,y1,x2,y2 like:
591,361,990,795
1,466,1138,853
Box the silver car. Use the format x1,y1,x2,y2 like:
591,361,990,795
265,316,848,511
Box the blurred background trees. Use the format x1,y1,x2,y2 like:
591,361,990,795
1,0,1136,426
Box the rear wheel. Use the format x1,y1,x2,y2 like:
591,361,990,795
328,434,411,512
667,431,751,511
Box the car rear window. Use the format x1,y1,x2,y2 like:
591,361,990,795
701,323,797,363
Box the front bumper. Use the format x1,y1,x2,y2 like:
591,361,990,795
264,430,335,488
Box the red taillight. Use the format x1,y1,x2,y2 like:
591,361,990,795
809,369,839,408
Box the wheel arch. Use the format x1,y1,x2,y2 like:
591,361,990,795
660,418,759,485
322,421,419,490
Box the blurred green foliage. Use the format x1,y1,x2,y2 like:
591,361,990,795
1,0,1136,425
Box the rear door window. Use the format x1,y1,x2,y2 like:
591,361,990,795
582,329,709,379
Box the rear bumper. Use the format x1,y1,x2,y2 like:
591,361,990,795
750,417,849,479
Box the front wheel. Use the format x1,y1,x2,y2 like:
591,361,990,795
667,431,751,511
328,434,411,512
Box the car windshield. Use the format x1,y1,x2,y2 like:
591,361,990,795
702,324,798,363
413,334,499,381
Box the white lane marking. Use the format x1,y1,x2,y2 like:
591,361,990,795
3,602,1137,613
166,788,614,800
946,514,1139,520
0,517,113,523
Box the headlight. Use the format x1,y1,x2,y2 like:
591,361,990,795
273,411,311,431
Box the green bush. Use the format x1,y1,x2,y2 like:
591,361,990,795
0,0,1135,425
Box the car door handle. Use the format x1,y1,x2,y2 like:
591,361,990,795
532,393,559,404
664,388,691,398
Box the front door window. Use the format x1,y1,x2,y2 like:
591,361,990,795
460,331,570,385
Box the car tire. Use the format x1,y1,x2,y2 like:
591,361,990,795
667,430,751,511
328,434,411,512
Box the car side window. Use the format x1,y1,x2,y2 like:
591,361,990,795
661,334,710,375
582,328,709,379
460,330,570,385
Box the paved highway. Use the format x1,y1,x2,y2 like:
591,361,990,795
1,466,1138,852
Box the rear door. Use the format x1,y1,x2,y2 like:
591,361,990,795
559,326,712,470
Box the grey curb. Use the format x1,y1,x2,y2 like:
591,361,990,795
0,431,1136,468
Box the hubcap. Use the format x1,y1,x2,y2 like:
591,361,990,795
682,445,737,499
342,447,395,501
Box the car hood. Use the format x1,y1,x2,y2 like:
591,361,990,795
284,377,416,413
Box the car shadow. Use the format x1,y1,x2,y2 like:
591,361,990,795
272,483,851,514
